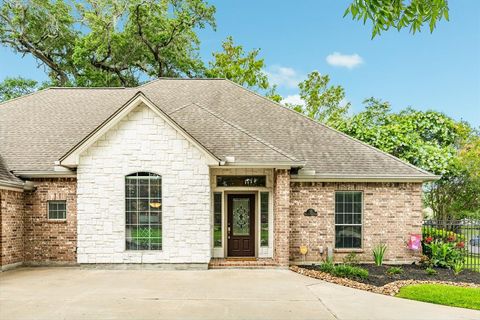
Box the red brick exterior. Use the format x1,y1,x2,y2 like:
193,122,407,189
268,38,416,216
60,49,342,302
274,169,290,266
289,182,423,264
1,174,423,268
24,178,77,264
0,188,25,267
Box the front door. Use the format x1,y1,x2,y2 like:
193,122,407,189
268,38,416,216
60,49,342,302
227,194,255,257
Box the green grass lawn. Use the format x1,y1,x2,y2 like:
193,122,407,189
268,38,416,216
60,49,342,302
396,284,480,310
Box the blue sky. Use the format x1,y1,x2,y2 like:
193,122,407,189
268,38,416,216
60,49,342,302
1,0,479,127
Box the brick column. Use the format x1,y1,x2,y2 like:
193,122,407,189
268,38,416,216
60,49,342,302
274,169,290,267
0,189,25,267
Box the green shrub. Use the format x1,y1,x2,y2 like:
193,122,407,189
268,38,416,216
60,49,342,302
318,259,335,273
372,243,387,266
422,227,466,261
425,267,438,276
425,240,465,269
343,252,359,265
331,264,369,280
386,266,403,275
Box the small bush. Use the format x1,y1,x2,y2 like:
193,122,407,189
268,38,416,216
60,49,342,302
331,264,369,280
372,243,387,266
425,240,465,269
318,259,335,273
343,252,359,265
386,266,403,275
425,267,438,276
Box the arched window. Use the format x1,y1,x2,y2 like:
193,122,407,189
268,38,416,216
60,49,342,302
125,172,162,250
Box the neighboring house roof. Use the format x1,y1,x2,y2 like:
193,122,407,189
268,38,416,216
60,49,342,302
0,78,438,181
0,154,23,187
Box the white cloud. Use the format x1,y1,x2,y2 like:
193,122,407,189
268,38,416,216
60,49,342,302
326,52,364,69
265,65,304,89
281,94,305,106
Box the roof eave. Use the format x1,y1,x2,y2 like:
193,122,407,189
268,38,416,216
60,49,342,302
291,174,441,183
0,179,24,191
213,161,305,169
12,170,77,178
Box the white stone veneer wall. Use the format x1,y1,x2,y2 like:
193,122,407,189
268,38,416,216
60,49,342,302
77,104,211,264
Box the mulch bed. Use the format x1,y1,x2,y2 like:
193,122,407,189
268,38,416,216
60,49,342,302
291,264,480,296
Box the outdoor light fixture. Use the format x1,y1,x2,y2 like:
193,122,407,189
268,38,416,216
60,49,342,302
304,208,317,216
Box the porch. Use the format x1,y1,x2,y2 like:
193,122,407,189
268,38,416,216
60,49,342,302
208,257,278,269
209,168,290,266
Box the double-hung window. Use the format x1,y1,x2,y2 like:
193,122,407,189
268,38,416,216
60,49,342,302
335,191,362,249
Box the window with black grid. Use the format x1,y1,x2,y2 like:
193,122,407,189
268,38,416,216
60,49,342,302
48,201,67,220
335,191,362,249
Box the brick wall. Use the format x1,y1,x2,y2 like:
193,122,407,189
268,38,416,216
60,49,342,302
0,188,24,266
290,182,423,264
24,178,77,264
274,169,290,266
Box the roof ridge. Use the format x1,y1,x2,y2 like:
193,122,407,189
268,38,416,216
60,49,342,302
0,87,52,107
137,77,227,88
191,102,301,163
168,102,197,115
224,79,436,177
49,87,128,89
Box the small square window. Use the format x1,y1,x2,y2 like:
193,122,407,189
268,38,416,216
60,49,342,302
48,201,67,220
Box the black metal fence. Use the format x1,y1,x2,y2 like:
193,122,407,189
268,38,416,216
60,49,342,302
422,219,480,272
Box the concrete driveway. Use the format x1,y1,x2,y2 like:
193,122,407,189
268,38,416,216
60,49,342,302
0,267,479,320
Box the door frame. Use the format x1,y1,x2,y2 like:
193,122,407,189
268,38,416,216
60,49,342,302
226,193,256,257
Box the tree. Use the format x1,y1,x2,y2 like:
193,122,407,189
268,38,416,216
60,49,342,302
0,0,216,86
0,77,39,102
344,0,449,38
426,134,480,221
337,98,466,176
206,36,270,91
285,71,350,126
336,97,479,220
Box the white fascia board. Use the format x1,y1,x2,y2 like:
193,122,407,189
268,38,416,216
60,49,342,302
211,161,305,169
0,180,24,191
12,171,77,178
291,174,441,183
59,93,220,167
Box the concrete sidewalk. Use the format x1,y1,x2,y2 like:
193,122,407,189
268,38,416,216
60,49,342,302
0,267,478,320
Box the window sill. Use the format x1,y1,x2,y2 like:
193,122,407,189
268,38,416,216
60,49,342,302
334,248,364,253
47,220,67,223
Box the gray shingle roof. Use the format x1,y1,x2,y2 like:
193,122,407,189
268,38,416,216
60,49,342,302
0,78,436,180
0,154,23,186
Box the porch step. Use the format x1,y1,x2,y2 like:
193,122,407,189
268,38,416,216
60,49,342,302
208,258,279,269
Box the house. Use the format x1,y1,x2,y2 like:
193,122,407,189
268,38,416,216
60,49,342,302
0,79,438,270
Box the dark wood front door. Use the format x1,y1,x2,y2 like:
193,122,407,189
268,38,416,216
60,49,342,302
227,194,255,257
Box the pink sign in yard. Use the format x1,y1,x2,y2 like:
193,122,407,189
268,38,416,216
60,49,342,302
408,234,422,250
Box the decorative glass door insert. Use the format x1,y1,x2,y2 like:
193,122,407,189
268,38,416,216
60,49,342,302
232,198,250,236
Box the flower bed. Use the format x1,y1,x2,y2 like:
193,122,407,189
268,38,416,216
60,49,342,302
291,264,480,296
